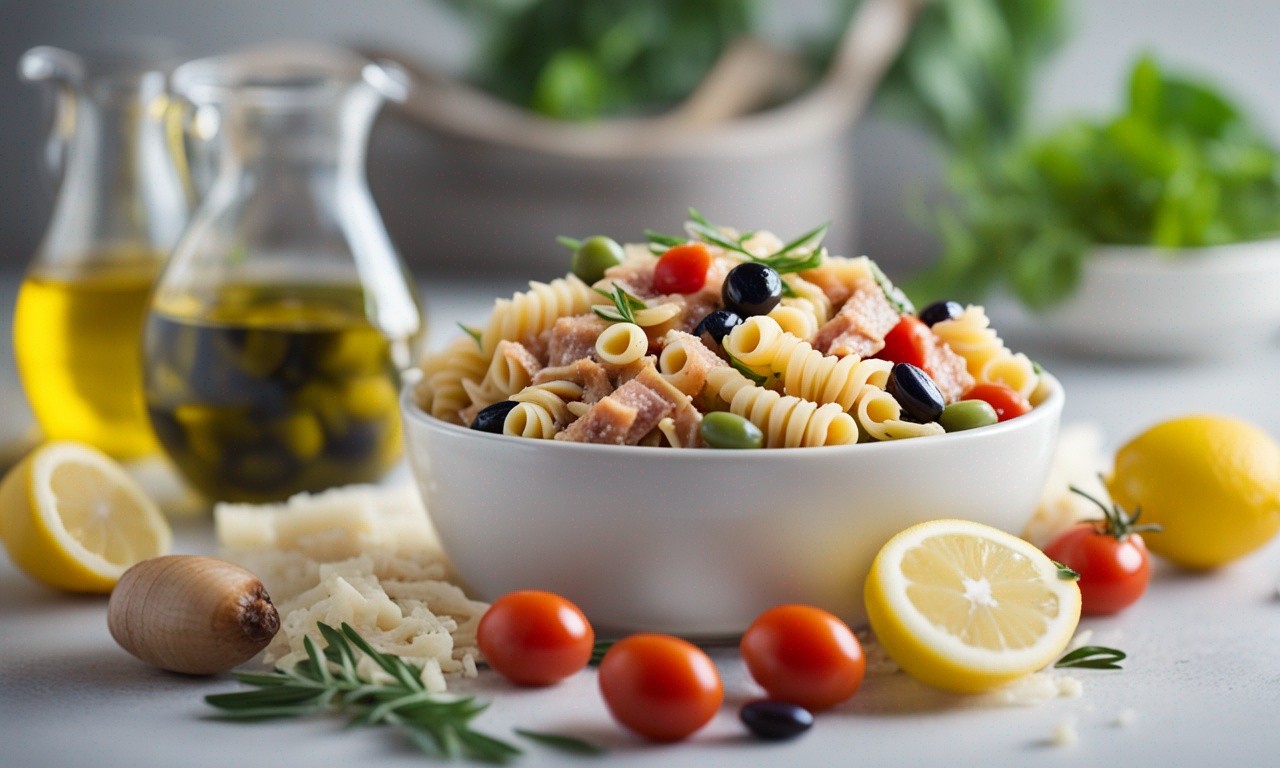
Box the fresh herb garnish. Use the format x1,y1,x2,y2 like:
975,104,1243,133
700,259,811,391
515,729,606,756
726,352,768,386
649,209,829,275
588,640,615,667
556,235,583,251
458,323,484,349
870,261,916,315
592,285,647,324
1070,482,1163,541
1052,560,1080,581
1055,645,1127,670
205,623,521,764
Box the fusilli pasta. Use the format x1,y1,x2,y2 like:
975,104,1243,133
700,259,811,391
481,275,605,358
855,387,947,442
932,306,1040,399
416,336,487,424
503,380,585,439
704,367,858,448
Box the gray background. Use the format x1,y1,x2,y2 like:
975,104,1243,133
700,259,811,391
1,0,1279,276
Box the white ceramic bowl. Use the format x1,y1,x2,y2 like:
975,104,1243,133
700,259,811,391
1035,239,1280,358
402,376,1064,638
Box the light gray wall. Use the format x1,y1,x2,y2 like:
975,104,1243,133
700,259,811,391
2,0,1279,275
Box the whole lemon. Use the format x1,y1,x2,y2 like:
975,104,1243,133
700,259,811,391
1107,415,1280,569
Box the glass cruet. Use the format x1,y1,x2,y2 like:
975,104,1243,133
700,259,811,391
14,44,188,459
143,44,423,503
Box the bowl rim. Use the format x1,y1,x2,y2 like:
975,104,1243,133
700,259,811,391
400,372,1064,460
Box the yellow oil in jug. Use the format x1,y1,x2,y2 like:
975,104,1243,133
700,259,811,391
14,259,161,459
143,284,403,503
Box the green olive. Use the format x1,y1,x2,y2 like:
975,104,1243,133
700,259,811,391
939,399,999,433
701,411,764,449
571,236,625,284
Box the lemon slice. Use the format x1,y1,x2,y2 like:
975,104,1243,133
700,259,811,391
0,442,171,593
865,519,1081,693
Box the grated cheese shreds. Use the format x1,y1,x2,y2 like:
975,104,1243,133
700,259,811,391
1023,423,1112,548
215,484,488,689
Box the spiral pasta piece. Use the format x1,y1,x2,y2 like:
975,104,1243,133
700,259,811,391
704,367,857,448
933,306,1040,399
482,274,605,357
724,316,892,411
855,387,947,442
504,380,585,439
768,304,818,341
595,323,648,366
416,336,488,423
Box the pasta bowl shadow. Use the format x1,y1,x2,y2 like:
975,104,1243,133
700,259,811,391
401,375,1064,638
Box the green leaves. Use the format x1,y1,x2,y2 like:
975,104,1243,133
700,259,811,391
204,623,602,764
515,730,606,756
1052,560,1080,581
459,323,484,349
650,209,829,276
1055,646,1127,670
916,54,1280,311
592,284,646,324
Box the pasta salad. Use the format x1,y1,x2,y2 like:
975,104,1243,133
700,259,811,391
415,211,1050,448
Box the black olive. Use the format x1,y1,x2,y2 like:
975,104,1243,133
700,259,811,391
887,363,945,423
740,700,814,741
722,263,783,317
470,400,519,433
693,309,743,345
918,300,964,326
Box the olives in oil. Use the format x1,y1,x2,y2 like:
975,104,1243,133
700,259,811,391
143,285,406,503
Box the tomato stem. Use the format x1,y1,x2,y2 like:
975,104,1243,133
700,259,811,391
1069,478,1163,541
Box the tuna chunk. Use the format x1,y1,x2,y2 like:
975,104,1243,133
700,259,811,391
813,278,900,359
546,314,610,367
534,357,615,403
922,332,975,404
556,371,674,445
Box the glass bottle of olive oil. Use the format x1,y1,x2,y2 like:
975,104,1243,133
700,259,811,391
144,285,405,502
150,47,422,502
15,259,163,458
15,45,188,459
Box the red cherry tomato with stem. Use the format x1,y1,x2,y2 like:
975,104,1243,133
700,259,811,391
476,591,594,686
875,315,930,369
1043,487,1162,615
965,382,1032,422
653,244,713,295
740,605,865,711
598,634,724,742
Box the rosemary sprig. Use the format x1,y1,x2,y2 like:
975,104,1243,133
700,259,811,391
592,285,647,324
515,729,606,756
458,323,484,349
588,640,615,667
1070,482,1163,541
726,352,769,386
648,209,830,276
1052,560,1081,581
869,261,916,315
1055,646,1127,670
205,623,522,764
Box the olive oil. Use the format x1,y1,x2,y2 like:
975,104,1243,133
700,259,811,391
14,261,161,459
143,285,404,503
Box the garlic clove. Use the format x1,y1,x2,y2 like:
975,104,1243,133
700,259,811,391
108,555,280,675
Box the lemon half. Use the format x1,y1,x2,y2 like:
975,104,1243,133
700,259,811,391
0,442,171,592
866,519,1081,693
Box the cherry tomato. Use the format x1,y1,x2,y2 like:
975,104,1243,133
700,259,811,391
739,605,865,711
965,382,1032,422
875,315,930,369
598,634,723,742
653,244,713,294
476,591,594,686
1043,488,1162,615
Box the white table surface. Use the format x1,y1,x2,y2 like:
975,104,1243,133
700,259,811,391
3,273,1280,768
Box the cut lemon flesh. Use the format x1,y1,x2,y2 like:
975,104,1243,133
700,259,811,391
866,519,1081,693
0,442,171,593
